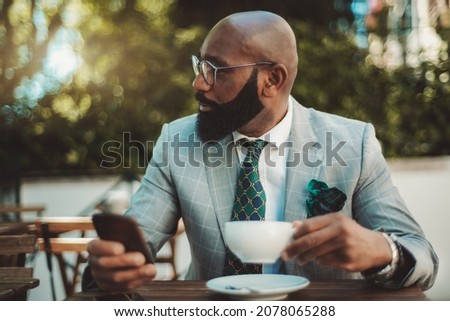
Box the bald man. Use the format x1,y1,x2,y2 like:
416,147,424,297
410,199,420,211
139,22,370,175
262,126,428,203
84,11,438,292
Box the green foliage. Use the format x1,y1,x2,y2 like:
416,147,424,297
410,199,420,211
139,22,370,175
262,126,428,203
0,0,206,178
382,61,450,156
169,0,354,29
292,21,450,157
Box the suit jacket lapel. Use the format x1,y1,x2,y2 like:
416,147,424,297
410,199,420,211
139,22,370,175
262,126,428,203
203,136,239,237
284,99,324,223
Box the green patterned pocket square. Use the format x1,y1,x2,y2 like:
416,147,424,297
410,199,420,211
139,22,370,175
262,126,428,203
306,179,347,218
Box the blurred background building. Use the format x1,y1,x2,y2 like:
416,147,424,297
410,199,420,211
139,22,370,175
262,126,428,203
355,0,450,68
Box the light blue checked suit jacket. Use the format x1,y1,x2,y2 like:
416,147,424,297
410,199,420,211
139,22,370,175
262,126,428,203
126,97,438,290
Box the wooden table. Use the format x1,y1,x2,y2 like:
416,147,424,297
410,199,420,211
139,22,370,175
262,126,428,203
0,277,39,300
66,279,427,301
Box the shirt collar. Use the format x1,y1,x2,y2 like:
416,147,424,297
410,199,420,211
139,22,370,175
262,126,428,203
232,97,293,148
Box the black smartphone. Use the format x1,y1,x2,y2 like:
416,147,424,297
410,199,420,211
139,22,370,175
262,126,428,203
92,212,155,263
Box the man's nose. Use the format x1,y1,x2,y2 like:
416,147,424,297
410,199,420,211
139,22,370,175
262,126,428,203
192,74,212,92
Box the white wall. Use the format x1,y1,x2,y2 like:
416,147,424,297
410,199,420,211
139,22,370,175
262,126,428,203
388,157,450,300
20,156,450,300
21,175,127,217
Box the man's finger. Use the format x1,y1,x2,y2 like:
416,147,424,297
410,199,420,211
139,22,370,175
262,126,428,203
88,251,147,270
87,239,125,256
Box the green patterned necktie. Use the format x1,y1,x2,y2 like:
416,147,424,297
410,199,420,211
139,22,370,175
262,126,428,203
224,139,268,275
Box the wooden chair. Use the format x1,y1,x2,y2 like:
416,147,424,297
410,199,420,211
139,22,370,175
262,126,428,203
0,204,45,222
0,234,39,300
0,222,30,237
0,234,36,267
32,217,95,299
31,216,185,298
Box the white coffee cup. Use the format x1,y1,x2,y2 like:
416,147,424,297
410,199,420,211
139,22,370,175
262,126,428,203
224,221,295,263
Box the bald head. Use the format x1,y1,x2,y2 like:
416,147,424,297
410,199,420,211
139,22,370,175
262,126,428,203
203,11,298,91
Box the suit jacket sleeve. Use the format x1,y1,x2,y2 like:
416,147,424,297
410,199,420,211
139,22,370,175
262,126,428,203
353,123,438,290
125,123,181,255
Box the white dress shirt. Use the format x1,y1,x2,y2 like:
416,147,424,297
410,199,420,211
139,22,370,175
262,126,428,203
232,98,293,273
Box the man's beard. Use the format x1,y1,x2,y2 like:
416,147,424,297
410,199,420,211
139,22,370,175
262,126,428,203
195,69,264,142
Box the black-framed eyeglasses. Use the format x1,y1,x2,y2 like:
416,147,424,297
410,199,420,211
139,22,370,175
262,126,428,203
191,55,274,86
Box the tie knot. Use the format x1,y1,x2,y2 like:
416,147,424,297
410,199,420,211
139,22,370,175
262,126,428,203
241,139,267,161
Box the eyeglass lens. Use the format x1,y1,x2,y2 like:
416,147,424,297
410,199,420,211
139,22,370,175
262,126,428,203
200,61,214,85
192,56,214,86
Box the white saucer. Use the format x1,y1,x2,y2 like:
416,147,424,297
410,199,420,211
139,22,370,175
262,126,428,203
206,274,310,300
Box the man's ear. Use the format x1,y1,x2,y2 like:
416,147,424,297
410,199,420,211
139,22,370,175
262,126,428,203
262,64,288,97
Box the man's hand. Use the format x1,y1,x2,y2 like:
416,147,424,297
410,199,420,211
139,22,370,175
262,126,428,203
282,213,392,272
87,239,157,291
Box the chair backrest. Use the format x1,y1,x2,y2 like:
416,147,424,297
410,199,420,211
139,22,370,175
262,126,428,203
0,235,36,256
33,216,95,253
0,205,46,222
34,216,94,235
0,234,39,300
0,234,36,266
32,216,96,298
